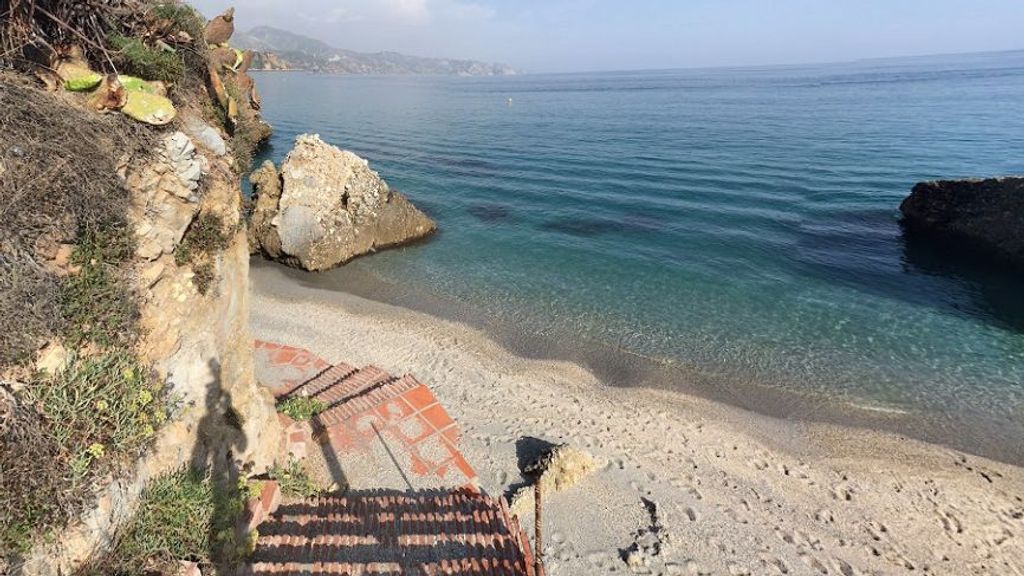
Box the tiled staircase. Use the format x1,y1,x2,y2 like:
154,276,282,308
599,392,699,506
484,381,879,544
249,489,541,575
251,342,542,576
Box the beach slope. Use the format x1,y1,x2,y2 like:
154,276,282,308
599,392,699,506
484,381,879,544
251,263,1024,576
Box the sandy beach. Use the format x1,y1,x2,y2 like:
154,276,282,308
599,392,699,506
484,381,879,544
251,262,1024,576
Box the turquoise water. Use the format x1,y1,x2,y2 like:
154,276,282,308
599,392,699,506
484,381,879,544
253,51,1024,462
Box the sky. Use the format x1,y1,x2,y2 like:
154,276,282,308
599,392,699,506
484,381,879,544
190,0,1024,73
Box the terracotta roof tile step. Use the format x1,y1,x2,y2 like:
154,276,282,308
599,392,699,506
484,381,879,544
250,490,539,576
314,365,393,407
286,362,359,400
314,376,422,428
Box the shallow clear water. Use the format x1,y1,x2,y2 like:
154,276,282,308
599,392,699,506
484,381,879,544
253,51,1024,462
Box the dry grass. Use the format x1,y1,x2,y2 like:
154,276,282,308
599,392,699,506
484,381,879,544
0,76,150,365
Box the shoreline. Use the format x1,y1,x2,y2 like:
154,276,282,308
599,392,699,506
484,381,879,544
250,259,1024,575
251,259,1024,467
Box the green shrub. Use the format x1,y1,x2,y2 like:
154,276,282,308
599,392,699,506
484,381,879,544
79,468,254,575
150,3,206,42
175,213,233,295
109,34,185,83
192,261,217,295
25,352,168,474
277,396,326,421
60,224,137,349
1,353,168,560
268,460,318,499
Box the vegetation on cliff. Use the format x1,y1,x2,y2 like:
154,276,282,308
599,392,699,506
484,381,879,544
78,468,256,575
0,0,271,565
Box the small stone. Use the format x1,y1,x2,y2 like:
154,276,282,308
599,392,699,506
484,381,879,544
176,560,202,576
140,262,166,288
626,550,644,568
35,340,70,375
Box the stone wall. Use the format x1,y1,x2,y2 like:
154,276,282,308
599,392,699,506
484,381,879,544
19,121,283,575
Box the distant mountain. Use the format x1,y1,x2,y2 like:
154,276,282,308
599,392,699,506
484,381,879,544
233,26,518,76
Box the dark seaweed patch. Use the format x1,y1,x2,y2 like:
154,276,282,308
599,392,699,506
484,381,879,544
467,203,513,222
539,214,664,237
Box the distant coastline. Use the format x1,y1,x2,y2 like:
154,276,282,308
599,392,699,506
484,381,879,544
234,25,518,76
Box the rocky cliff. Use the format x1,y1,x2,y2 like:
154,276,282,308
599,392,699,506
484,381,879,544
900,177,1024,268
249,134,437,271
1,3,284,572
19,126,284,574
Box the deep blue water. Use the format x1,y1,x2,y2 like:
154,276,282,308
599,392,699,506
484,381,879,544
253,51,1024,461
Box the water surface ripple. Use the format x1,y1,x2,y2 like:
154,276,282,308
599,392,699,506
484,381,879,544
253,51,1024,463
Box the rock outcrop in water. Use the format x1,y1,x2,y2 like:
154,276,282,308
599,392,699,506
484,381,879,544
900,177,1024,268
249,134,436,271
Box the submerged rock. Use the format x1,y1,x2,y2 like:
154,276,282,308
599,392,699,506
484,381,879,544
900,177,1024,268
250,134,436,271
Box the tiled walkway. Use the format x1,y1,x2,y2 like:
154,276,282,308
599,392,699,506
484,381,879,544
251,341,540,575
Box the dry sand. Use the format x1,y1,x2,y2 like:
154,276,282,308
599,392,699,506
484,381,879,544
251,263,1024,576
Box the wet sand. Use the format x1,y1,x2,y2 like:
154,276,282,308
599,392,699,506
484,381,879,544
251,261,1024,575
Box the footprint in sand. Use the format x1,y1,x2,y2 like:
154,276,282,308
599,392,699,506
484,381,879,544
762,556,790,574
831,481,855,502
798,552,829,574
814,509,835,524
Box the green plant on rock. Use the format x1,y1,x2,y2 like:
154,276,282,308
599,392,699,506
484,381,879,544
25,352,168,475
108,34,185,83
175,213,233,295
1,352,169,559
78,467,255,575
277,396,326,421
60,221,138,349
268,459,319,499
150,3,206,42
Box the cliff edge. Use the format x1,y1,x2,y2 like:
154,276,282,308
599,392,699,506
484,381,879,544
1,3,284,573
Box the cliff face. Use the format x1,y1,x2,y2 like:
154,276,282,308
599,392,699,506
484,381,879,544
19,118,284,576
2,3,286,572
900,177,1024,268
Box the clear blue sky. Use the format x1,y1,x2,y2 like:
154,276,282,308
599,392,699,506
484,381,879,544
192,0,1024,73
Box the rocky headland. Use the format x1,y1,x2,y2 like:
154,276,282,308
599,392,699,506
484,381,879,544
234,26,519,76
249,134,437,272
900,176,1024,268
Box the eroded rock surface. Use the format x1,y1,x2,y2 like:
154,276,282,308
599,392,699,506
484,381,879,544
509,443,597,516
250,134,436,271
900,177,1024,267
127,131,206,260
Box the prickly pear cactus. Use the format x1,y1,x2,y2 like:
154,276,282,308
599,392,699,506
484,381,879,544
59,64,102,91
119,75,157,93
121,90,177,125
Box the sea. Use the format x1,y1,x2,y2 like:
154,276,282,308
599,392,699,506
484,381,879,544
251,50,1024,464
